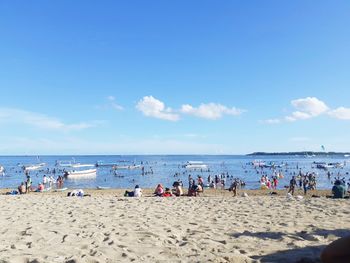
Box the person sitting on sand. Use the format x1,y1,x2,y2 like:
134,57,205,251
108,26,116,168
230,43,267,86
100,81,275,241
173,184,183,197
332,180,346,199
154,184,164,197
18,182,26,194
125,185,142,197
162,188,173,197
36,183,44,192
188,183,203,197
134,185,142,197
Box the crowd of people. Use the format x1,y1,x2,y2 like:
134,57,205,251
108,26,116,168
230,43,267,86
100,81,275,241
15,174,65,194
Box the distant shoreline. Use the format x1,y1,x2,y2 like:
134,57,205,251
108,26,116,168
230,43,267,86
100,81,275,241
247,152,350,156
0,152,349,157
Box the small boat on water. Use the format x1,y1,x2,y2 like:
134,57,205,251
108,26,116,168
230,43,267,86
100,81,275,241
95,161,119,167
316,162,343,170
71,163,95,168
0,165,5,175
252,160,266,167
57,160,94,168
23,163,46,171
184,161,208,170
65,169,97,179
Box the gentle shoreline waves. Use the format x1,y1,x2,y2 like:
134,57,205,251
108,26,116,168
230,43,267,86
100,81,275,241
0,190,349,262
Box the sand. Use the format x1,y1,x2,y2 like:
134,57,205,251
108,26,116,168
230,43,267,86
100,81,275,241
0,189,349,263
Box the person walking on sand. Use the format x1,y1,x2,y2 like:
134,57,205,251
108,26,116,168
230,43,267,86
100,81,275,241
230,180,238,197
288,176,297,195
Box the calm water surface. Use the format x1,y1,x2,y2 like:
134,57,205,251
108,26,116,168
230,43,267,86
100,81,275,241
0,155,349,190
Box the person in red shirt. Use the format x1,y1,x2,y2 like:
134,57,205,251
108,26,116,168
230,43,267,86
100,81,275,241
162,188,173,197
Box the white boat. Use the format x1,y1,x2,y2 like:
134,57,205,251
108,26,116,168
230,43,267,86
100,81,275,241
185,161,208,170
24,163,46,171
65,169,97,179
57,160,94,168
96,161,119,167
56,160,73,167
252,160,266,167
0,165,4,176
71,163,95,168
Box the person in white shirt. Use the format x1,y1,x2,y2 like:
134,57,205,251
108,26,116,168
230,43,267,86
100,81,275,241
43,175,48,185
134,185,142,197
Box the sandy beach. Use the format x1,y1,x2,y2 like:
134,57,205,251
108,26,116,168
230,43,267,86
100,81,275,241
0,189,349,263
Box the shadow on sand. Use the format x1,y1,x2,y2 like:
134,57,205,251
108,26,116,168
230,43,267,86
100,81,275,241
230,228,350,263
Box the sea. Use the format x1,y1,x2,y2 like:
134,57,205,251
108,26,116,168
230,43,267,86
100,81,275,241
0,155,349,190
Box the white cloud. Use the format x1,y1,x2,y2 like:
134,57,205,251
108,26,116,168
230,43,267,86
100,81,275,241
328,107,350,120
290,97,329,117
181,103,244,120
136,96,180,121
264,97,333,124
285,97,329,121
0,108,96,131
285,111,313,122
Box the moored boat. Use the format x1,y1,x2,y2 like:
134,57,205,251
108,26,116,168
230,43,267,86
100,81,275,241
95,161,119,167
65,169,97,179
184,161,208,170
23,163,46,171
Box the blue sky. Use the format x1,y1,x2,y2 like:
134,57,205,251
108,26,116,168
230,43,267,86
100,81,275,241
0,0,350,154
